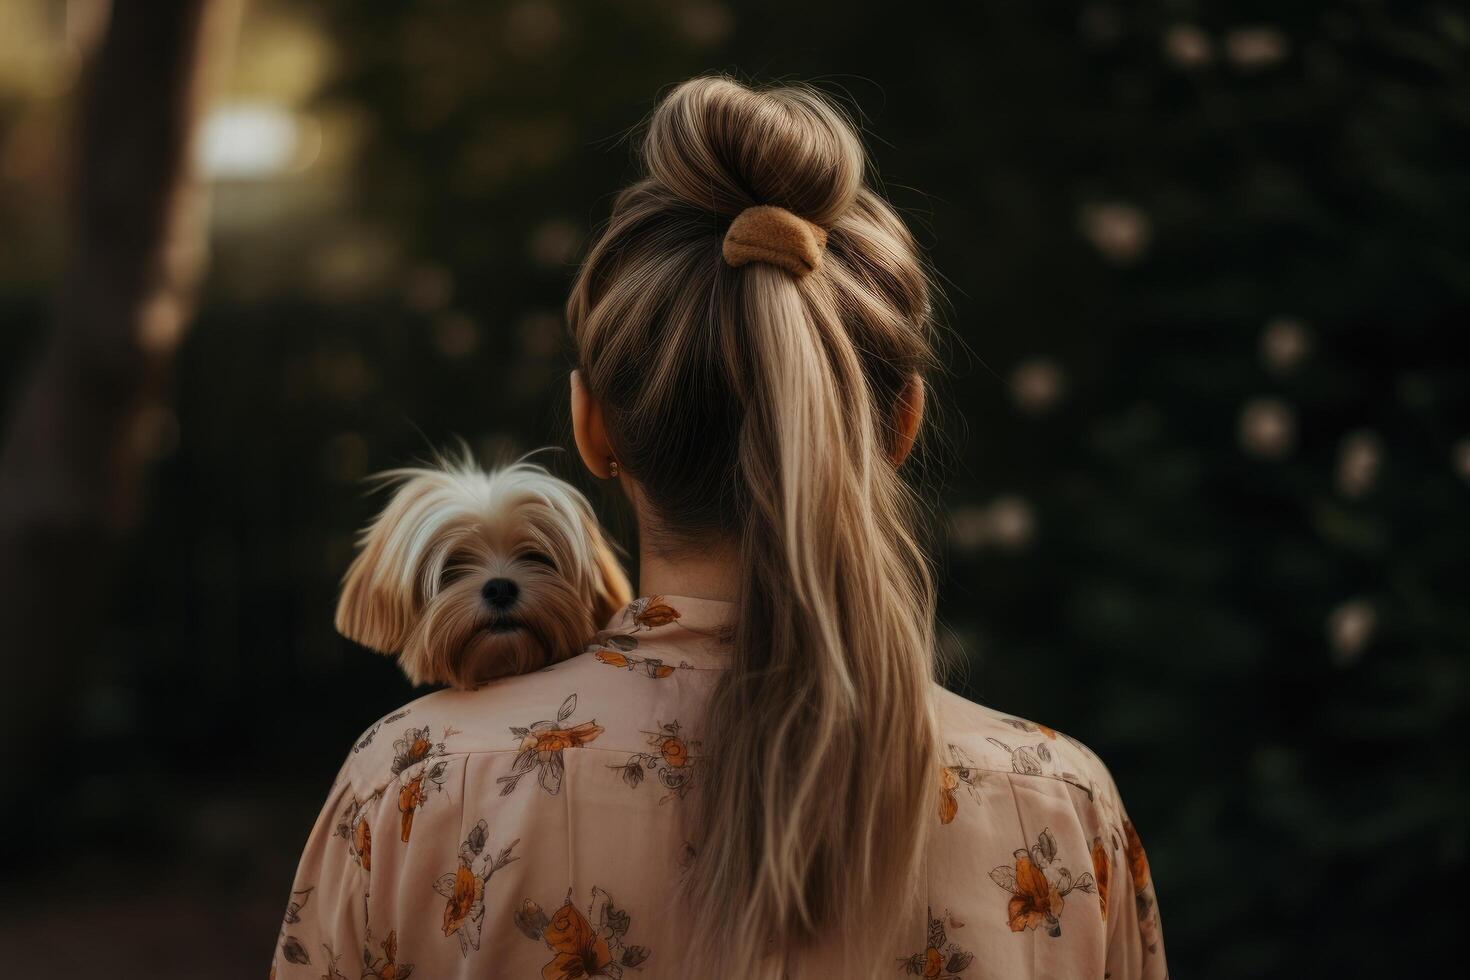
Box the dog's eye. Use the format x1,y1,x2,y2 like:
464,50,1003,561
440,552,477,587
519,551,555,570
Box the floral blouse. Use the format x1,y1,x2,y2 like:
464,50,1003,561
270,595,1167,979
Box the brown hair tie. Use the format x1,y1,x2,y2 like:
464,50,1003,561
722,205,828,278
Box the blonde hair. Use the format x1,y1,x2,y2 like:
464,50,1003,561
568,76,939,978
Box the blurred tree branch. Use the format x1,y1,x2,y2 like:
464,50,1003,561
0,0,241,846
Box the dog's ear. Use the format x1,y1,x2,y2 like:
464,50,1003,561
335,473,440,653
582,513,633,629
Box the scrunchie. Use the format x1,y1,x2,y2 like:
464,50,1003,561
721,205,828,278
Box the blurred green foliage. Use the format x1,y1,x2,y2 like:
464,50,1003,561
2,1,1467,976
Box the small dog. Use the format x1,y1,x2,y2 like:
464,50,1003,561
335,454,631,689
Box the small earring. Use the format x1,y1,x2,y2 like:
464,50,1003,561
607,457,619,478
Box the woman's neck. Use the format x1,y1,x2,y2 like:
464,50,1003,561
625,482,740,602
636,534,741,603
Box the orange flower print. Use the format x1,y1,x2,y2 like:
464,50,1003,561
545,902,612,978
661,736,689,767
390,725,455,777
1123,820,1151,892
1006,852,1063,933
898,907,974,978
530,723,604,754
1122,820,1162,955
335,792,382,871
594,647,677,678
989,828,1096,938
395,728,434,771
610,720,700,802
515,887,651,979
632,596,681,628
399,777,427,842
362,930,414,980
385,727,455,843
433,819,520,956
442,865,483,940
938,744,982,825
498,694,604,796
353,817,372,869
939,767,960,826
592,597,695,679
1091,836,1111,920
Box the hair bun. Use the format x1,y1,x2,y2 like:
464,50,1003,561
643,76,863,226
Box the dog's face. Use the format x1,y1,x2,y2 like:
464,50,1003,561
335,461,631,689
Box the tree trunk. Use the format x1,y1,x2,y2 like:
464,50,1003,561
0,0,241,851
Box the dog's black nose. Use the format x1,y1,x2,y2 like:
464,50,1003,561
481,577,519,609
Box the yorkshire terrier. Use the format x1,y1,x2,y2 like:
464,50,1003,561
335,453,631,689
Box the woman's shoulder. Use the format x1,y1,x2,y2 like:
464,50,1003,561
932,684,1129,821
328,645,704,799
929,686,1166,971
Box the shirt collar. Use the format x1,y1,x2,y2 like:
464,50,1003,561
599,594,736,657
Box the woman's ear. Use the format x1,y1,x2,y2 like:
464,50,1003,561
571,370,616,478
891,374,925,466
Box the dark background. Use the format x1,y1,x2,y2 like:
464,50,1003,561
1,1,1467,976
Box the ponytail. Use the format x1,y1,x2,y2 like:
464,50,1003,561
568,76,939,978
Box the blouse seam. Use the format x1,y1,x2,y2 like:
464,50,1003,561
344,747,1099,802
355,744,1097,772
